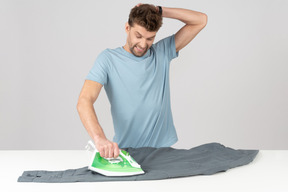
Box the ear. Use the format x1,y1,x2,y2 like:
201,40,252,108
125,22,130,34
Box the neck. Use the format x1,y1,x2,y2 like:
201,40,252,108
123,44,131,53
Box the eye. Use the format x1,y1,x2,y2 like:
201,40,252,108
136,36,141,39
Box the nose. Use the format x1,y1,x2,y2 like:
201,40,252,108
139,39,146,49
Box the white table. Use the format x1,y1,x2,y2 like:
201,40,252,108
0,150,287,192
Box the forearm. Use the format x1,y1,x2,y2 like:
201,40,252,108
77,99,106,141
77,97,119,158
162,7,207,26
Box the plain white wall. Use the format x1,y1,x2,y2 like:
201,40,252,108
0,0,287,150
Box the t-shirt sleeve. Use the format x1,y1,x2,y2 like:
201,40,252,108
86,50,109,85
154,34,179,61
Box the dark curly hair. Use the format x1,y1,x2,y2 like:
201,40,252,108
128,4,163,32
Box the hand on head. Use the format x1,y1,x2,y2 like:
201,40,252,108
136,3,142,7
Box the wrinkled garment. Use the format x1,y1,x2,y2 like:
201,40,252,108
18,143,258,183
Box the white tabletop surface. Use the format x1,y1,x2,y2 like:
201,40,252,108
0,150,287,192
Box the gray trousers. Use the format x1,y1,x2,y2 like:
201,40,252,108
18,143,258,182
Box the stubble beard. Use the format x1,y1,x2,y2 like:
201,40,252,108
130,44,148,57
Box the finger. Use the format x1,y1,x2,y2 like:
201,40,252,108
98,147,105,158
136,3,142,7
108,144,113,158
113,143,120,158
104,146,109,158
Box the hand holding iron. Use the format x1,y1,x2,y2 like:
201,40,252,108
94,136,120,158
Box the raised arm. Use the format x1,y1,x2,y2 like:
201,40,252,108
77,80,119,158
161,7,207,52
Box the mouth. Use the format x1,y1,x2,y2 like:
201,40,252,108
135,45,146,52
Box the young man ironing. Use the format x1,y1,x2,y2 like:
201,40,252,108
77,4,207,158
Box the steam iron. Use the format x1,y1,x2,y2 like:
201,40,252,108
86,140,145,176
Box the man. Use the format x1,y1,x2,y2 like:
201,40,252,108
77,4,207,158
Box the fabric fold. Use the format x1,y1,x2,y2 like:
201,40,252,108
18,143,259,183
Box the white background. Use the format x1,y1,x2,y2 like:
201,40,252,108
1,0,287,149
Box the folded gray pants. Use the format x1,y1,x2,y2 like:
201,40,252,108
18,142,259,183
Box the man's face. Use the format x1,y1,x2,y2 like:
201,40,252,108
125,23,157,57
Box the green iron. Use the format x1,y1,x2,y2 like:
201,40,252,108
86,141,145,176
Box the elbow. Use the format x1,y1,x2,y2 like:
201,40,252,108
77,96,94,113
76,99,82,113
77,97,86,113
200,13,208,28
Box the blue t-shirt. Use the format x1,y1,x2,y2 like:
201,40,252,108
86,35,179,148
